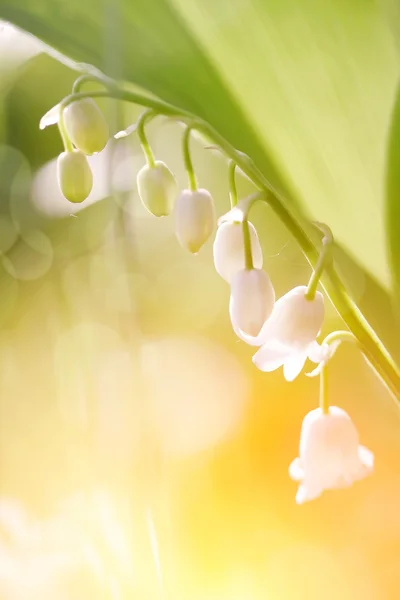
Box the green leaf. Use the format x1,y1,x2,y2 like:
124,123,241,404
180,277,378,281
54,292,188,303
0,0,399,288
385,83,400,298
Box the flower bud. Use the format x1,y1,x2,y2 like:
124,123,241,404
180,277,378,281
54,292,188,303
213,221,263,282
175,188,215,253
63,99,109,155
57,150,93,203
229,268,275,337
137,161,177,217
289,406,374,504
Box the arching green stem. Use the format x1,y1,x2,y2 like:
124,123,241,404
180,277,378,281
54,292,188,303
72,74,115,94
136,110,156,167
58,87,400,404
305,222,333,300
322,330,358,348
242,219,254,270
228,160,238,208
58,110,73,152
182,126,197,191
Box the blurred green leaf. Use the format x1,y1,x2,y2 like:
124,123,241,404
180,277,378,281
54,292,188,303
385,83,400,300
0,0,399,288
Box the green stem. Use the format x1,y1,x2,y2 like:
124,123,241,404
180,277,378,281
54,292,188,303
58,109,73,152
320,366,329,414
322,330,358,347
228,160,238,207
72,74,116,94
242,219,254,270
136,110,156,167
182,126,197,191
59,88,400,404
305,222,333,301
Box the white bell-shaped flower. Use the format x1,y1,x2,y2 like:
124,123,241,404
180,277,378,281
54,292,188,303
175,188,215,253
137,161,178,217
229,268,275,337
57,150,93,203
63,98,109,155
236,285,324,381
289,406,374,504
213,221,263,283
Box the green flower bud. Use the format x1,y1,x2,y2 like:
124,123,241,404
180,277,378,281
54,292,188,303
63,98,109,155
57,150,93,203
137,161,178,217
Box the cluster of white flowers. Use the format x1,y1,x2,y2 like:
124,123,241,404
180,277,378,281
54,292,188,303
45,95,374,505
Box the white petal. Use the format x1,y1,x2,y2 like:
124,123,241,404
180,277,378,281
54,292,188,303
358,445,374,472
241,286,325,351
218,196,254,226
175,189,215,253
230,268,275,337
213,221,263,283
295,483,322,505
283,351,308,381
39,102,61,129
252,340,291,372
114,123,136,139
307,341,327,363
289,458,303,482
306,362,324,378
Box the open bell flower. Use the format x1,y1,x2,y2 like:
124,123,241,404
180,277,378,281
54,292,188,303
175,188,215,253
137,160,177,217
213,221,263,283
289,406,374,504
229,268,275,337
235,285,325,381
63,98,109,155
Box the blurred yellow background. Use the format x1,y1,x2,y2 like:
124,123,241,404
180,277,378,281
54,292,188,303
0,22,399,600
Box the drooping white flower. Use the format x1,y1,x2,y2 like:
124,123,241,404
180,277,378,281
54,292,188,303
137,161,178,217
175,188,215,253
63,98,109,155
289,406,374,504
229,268,275,337
213,221,263,283
57,150,93,203
235,285,325,381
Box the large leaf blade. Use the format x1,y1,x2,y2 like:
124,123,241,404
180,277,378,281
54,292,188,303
0,0,399,288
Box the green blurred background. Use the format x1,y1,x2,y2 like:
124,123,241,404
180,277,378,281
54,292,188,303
0,22,400,600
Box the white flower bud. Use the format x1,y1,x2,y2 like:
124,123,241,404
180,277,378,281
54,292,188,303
289,406,374,504
63,99,109,155
175,188,215,253
136,161,177,217
57,150,93,204
229,268,275,337
213,221,263,283
235,285,324,381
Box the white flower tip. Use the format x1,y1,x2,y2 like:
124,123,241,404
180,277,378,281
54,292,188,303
39,103,61,129
218,206,244,226
114,124,136,139
229,268,275,340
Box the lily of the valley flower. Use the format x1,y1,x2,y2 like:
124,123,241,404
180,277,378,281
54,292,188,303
289,406,374,504
213,221,263,283
57,150,93,203
175,188,215,253
63,98,109,155
229,268,275,337
137,161,178,217
235,285,325,381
